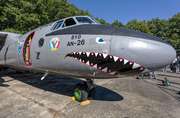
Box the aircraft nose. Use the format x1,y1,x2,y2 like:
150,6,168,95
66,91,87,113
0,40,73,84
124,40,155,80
110,34,176,71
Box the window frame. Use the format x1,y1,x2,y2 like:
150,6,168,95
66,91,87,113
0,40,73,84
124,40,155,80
51,20,64,31
76,17,94,24
63,18,76,27
90,18,101,24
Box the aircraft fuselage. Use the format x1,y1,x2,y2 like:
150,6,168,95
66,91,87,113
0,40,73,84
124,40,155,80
0,16,176,79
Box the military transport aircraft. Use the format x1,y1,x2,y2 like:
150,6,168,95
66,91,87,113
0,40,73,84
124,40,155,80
0,16,176,102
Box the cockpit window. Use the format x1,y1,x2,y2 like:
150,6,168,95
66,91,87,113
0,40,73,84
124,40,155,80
51,20,63,30
76,17,94,24
64,18,76,27
90,18,101,24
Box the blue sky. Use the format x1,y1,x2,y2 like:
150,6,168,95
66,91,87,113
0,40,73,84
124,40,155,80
67,0,180,25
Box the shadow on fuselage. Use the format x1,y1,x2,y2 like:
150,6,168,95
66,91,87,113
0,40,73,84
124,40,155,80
0,72,124,101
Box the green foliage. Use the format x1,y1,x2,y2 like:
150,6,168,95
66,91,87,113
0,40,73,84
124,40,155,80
169,13,180,49
111,20,123,27
170,13,180,35
147,18,171,40
95,17,110,25
0,0,93,33
147,13,180,50
126,19,152,35
0,0,179,50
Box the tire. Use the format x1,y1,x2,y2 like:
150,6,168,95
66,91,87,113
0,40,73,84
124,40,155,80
73,83,88,102
83,82,96,100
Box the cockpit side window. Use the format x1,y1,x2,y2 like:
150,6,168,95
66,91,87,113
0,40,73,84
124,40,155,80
90,18,101,24
76,17,94,24
51,20,63,30
64,18,76,27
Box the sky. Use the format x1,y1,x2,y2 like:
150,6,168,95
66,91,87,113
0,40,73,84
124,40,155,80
67,0,180,25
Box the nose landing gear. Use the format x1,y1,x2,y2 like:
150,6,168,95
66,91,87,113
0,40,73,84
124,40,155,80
73,79,96,102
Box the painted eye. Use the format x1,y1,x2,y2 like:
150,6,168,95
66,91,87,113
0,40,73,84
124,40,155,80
96,37,106,44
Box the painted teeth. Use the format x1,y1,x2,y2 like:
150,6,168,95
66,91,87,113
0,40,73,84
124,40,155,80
132,63,141,69
103,54,108,58
124,59,128,65
67,52,148,77
141,69,150,73
86,52,90,57
102,67,107,72
114,57,119,62
93,64,97,68
86,61,90,65
109,71,116,75
95,53,98,57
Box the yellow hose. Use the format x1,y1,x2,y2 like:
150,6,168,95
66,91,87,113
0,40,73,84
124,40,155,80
80,100,90,105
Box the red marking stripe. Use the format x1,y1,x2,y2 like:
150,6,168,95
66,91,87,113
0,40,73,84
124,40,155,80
97,67,103,70
90,52,95,54
70,52,74,54
107,70,111,73
129,61,134,64
141,66,145,69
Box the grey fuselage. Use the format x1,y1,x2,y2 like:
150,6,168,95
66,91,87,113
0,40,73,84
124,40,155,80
0,16,176,79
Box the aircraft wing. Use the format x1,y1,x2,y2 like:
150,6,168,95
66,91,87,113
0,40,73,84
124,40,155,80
0,32,8,51
0,31,22,51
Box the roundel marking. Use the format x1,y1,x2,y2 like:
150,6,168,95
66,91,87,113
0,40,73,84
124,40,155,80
49,37,60,51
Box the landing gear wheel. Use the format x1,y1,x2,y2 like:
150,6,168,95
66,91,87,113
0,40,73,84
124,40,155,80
73,84,88,102
83,82,96,100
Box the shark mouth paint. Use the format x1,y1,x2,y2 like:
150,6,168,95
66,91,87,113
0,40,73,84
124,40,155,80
66,52,149,77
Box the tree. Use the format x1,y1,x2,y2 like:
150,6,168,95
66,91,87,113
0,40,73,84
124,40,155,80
0,0,179,50
0,0,93,34
169,13,180,35
98,18,107,25
111,20,123,27
95,17,110,25
125,19,152,34
169,13,180,49
147,18,158,36
147,18,171,41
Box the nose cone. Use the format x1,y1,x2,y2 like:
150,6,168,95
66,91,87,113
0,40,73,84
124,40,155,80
110,32,176,71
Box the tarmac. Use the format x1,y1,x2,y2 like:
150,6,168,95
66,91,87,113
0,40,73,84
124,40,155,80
0,67,180,118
